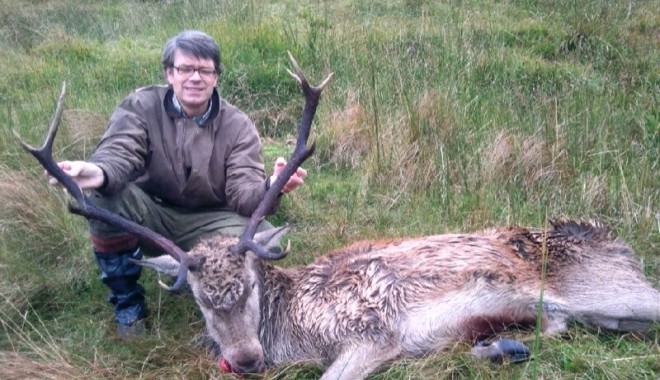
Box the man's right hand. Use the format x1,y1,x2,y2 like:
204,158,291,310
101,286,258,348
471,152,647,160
46,161,105,190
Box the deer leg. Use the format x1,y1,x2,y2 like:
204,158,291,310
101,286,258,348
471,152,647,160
567,283,659,332
320,344,401,380
578,298,660,332
542,283,659,333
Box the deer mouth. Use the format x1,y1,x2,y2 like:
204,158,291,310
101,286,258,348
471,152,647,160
219,356,265,376
219,357,239,375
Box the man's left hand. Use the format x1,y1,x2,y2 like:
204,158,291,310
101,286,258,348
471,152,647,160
270,157,307,193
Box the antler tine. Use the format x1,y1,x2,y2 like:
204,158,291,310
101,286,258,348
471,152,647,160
13,82,86,203
235,54,333,260
14,82,66,153
286,51,334,91
14,81,190,291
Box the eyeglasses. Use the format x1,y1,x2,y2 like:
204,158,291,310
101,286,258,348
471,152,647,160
172,65,217,78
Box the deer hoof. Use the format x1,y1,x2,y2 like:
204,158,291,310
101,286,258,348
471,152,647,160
471,338,531,364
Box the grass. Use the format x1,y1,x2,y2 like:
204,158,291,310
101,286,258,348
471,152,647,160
0,0,658,379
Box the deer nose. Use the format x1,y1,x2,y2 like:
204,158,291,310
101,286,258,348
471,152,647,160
233,350,265,374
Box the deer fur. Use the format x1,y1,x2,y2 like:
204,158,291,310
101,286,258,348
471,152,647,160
140,219,659,380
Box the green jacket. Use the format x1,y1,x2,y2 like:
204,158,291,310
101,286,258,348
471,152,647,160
91,85,270,216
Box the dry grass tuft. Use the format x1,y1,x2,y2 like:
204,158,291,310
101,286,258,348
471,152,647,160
322,89,458,202
0,164,89,288
519,134,561,190
482,130,516,183
0,165,57,216
413,90,457,145
0,289,95,380
61,109,106,141
372,89,456,197
249,102,300,138
578,172,609,210
0,165,70,239
59,109,107,159
0,351,89,380
323,90,371,168
376,124,439,196
480,128,570,194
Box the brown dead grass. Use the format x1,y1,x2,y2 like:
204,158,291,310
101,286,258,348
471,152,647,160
320,89,458,200
413,90,457,145
248,101,300,138
578,171,609,210
58,109,107,159
0,164,66,230
0,163,89,290
480,128,570,194
482,130,516,183
61,109,106,142
0,351,90,380
325,90,371,168
388,89,457,195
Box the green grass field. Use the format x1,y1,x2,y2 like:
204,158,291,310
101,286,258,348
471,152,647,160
0,0,658,378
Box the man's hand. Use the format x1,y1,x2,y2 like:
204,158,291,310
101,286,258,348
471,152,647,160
46,161,105,190
270,157,307,193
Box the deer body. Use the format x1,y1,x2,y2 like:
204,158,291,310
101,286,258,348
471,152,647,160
170,220,659,379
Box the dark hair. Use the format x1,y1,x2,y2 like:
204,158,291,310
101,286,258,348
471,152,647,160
161,30,222,75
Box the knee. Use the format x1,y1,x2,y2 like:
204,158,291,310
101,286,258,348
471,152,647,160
89,183,143,211
91,234,139,254
92,234,142,280
87,184,148,236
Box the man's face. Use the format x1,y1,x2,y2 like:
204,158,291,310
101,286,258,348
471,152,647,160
166,50,218,117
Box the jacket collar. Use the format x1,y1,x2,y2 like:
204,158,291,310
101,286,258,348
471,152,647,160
164,86,220,127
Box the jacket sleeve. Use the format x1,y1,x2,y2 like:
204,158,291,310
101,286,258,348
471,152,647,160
89,95,149,195
224,120,279,216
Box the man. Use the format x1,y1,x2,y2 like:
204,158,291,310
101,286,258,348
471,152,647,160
47,30,306,336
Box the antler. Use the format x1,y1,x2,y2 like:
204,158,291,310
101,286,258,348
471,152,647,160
13,82,190,291
233,52,333,259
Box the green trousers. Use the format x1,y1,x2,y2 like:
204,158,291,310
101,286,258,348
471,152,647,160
88,183,274,255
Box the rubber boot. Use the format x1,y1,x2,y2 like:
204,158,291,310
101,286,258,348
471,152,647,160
94,247,148,338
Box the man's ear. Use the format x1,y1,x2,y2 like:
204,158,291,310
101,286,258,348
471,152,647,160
165,67,175,85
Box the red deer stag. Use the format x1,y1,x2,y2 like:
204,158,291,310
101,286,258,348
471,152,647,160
16,55,659,380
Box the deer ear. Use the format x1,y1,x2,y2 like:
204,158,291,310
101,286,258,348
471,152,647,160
254,226,289,252
131,255,180,277
131,255,206,275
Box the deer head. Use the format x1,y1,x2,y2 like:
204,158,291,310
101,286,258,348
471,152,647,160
180,55,331,373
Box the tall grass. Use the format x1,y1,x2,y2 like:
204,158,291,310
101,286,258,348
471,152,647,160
0,0,658,378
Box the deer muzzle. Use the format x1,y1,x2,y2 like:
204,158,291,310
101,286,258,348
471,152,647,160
219,346,265,376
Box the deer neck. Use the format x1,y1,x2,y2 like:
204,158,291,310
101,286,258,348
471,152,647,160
254,260,309,365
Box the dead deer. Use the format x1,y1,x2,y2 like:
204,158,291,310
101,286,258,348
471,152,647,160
16,55,659,380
